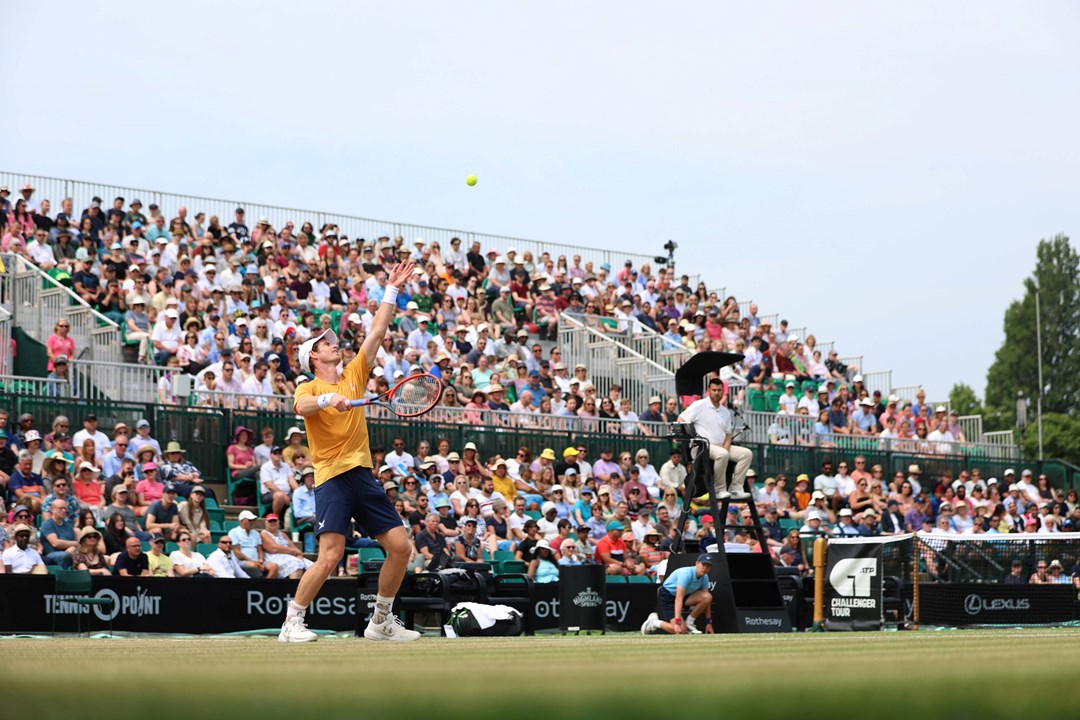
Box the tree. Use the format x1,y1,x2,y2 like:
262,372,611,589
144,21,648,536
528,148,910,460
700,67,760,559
1021,413,1080,467
948,383,983,418
985,235,1080,435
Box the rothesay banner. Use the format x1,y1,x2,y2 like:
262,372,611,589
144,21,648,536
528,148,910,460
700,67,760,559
824,540,883,631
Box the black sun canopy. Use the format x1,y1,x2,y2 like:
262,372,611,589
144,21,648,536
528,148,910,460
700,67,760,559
674,351,745,396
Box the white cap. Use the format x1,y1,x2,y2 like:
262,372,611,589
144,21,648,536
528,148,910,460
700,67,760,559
285,426,304,439
164,309,179,319
406,301,419,310
935,405,946,413
348,313,362,324
78,461,100,473
839,508,853,517
24,430,42,442
298,328,338,373
238,510,257,521
853,374,863,382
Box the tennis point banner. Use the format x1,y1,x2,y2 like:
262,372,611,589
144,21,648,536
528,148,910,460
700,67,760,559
824,539,883,631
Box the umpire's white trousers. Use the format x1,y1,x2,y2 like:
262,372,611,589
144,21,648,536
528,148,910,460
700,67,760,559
707,444,753,494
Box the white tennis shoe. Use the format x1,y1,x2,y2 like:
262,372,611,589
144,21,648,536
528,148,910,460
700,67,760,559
640,612,660,635
687,621,703,635
278,616,318,643
364,615,421,642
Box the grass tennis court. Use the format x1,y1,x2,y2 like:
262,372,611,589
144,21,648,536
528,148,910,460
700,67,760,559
5,630,1078,719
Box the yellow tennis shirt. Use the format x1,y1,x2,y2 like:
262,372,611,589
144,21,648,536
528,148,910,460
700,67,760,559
293,350,373,487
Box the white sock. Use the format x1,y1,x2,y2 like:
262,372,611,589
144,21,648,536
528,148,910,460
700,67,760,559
286,600,307,620
373,594,394,622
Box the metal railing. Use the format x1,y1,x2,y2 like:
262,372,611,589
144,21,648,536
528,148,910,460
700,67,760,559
839,355,863,373
742,410,1019,459
563,311,692,375
0,373,69,397
959,415,983,443
69,359,167,404
890,385,922,403
0,170,700,288
0,254,122,366
558,312,678,404
0,307,11,376
983,430,1017,449
861,370,892,398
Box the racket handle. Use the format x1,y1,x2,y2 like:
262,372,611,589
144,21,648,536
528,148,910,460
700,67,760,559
349,399,370,407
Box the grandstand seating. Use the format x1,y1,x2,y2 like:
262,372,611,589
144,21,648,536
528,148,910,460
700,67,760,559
0,172,1055,589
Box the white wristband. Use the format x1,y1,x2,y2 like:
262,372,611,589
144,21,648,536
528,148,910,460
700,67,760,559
382,286,399,306
317,393,334,409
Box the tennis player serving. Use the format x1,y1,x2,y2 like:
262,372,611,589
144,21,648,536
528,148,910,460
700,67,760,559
279,258,422,643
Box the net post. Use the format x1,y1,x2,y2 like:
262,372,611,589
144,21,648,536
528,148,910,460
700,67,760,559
912,534,920,631
811,535,827,631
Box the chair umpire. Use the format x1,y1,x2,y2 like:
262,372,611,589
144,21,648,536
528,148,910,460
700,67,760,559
677,377,753,499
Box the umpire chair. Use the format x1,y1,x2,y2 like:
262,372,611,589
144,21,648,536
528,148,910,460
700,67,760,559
668,352,791,633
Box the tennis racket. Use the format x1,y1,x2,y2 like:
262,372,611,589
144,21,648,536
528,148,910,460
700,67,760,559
349,372,443,418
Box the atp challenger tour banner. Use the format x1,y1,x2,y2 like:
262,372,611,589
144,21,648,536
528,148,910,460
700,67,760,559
824,540,883,631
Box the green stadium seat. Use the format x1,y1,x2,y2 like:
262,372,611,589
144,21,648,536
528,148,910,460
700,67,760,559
358,548,386,562
801,380,818,395
605,575,627,584
165,542,180,554
140,541,152,553
765,391,781,412
493,550,516,563
748,388,766,412
525,511,542,521
226,469,262,506
628,575,653,584
197,543,216,557
498,560,527,575
224,520,240,532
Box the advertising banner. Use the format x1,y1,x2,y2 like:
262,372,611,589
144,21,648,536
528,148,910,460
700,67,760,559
824,541,883,631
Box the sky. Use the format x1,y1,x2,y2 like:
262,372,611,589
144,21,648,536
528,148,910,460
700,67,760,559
6,1,1080,400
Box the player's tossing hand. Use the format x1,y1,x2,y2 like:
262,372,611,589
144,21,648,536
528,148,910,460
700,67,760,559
330,394,352,412
388,258,416,289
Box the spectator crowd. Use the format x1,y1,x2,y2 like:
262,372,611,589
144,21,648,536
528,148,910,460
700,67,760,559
3,402,1077,589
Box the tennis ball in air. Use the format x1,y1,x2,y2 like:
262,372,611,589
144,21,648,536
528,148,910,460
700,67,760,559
465,175,478,187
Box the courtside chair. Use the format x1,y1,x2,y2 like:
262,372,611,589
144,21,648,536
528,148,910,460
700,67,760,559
52,569,115,637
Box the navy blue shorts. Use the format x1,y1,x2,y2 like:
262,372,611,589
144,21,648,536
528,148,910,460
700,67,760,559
314,465,403,539
658,588,678,622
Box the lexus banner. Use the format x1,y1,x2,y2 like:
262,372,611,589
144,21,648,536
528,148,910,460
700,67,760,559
824,541,883,631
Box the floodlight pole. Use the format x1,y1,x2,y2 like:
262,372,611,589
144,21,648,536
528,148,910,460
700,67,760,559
1035,289,1044,458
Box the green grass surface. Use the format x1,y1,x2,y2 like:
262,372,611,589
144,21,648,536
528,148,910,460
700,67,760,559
4,630,1079,719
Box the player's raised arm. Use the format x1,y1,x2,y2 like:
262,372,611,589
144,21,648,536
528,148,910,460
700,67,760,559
294,393,351,416
360,259,414,365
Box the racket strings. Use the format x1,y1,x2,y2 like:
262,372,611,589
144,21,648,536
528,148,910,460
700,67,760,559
389,374,442,416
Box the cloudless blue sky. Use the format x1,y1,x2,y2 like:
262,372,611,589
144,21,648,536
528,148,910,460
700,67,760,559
6,1,1079,400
